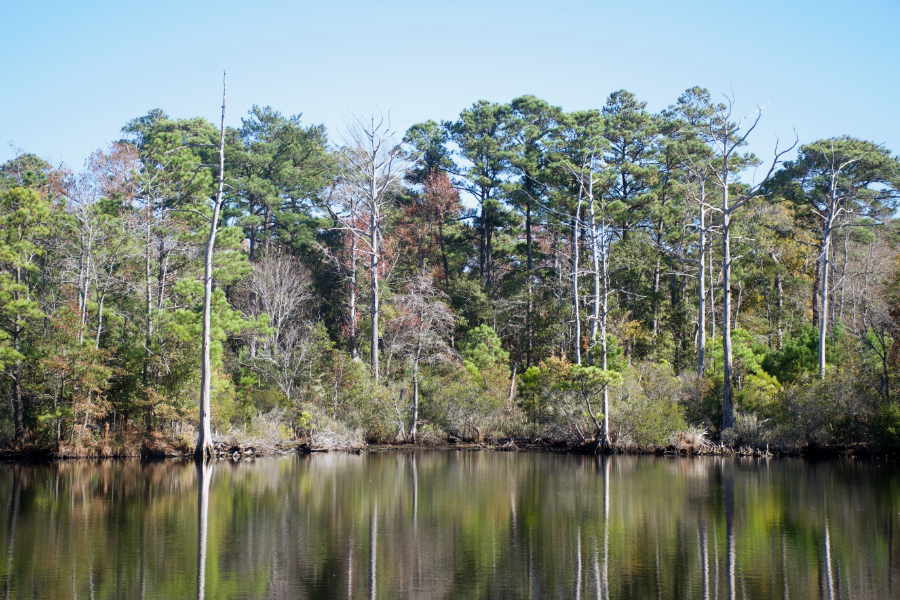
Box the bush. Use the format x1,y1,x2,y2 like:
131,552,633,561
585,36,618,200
227,408,292,446
610,361,687,447
873,402,900,447
426,366,506,442
173,433,194,453
733,412,767,445
775,371,874,446
306,408,364,449
669,426,710,451
679,373,721,432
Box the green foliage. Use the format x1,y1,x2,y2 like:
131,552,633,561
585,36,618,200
706,329,782,414
460,324,509,374
517,365,544,423
404,120,454,183
873,402,900,448
422,364,505,442
1,92,898,452
762,323,843,384
227,105,334,256
554,364,622,399
0,153,52,191
610,361,687,446
778,136,900,223
772,371,873,446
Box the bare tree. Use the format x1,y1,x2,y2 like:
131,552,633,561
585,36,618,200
321,183,364,360
565,156,616,446
845,238,897,401
386,275,455,441
238,249,316,405
195,74,227,460
328,115,411,384
59,151,138,349
699,95,795,432
546,111,617,445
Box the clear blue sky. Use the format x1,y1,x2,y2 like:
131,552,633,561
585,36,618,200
3,0,898,176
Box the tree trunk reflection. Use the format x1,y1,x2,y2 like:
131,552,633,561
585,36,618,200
196,460,213,600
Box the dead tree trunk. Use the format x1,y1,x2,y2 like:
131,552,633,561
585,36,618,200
195,74,227,461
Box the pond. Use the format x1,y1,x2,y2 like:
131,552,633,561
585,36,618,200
0,452,897,599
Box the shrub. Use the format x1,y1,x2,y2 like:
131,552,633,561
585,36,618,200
425,366,505,442
306,408,364,449
669,426,710,451
679,373,721,432
610,361,687,447
776,371,874,446
227,408,292,446
873,402,900,447
733,412,767,445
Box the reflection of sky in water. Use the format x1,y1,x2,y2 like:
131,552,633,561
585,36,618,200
0,453,897,599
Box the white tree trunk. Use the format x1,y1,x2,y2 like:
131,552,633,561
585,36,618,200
572,204,581,365
370,207,379,383
697,187,707,377
195,75,227,461
818,226,832,378
721,165,735,432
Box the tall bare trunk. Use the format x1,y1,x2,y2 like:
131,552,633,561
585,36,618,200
349,235,358,360
589,191,601,359
839,229,848,321
775,271,784,350
698,199,707,377
599,200,610,447
812,254,821,327
601,274,609,446
409,323,422,441
709,240,715,351
818,228,832,378
195,74,227,461
526,200,533,367
573,206,582,365
652,254,661,335
721,166,735,432
144,200,154,429
95,293,106,350
370,199,379,383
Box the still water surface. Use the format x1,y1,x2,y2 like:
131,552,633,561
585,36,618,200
0,452,897,599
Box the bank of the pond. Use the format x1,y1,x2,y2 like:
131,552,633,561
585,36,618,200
2,432,898,463
367,438,900,462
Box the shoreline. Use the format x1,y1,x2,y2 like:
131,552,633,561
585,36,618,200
1,436,896,463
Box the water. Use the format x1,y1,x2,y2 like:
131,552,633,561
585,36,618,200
0,452,897,599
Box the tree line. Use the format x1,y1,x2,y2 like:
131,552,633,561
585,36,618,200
2,85,899,452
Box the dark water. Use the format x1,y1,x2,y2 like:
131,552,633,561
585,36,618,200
0,452,897,599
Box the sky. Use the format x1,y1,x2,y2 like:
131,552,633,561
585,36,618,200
2,0,899,180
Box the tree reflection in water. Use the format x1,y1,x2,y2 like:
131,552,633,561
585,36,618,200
0,453,896,599
196,459,213,600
